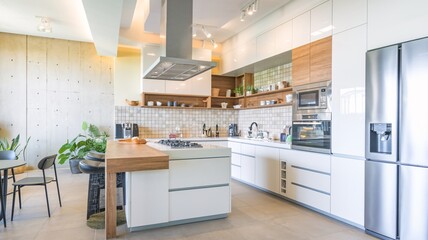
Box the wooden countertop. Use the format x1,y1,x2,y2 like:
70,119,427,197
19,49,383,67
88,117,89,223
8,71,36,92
105,140,169,173
105,140,169,238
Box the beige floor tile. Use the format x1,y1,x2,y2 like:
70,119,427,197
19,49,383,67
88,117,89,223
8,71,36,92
0,170,374,240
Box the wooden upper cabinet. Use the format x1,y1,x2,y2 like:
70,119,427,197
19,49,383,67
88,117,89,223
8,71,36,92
292,36,332,86
310,36,332,83
292,44,310,86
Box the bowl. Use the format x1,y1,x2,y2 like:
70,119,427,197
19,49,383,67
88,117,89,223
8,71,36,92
233,104,241,109
126,99,139,106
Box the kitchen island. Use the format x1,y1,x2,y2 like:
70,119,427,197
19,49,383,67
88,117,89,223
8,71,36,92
125,141,232,231
105,140,231,238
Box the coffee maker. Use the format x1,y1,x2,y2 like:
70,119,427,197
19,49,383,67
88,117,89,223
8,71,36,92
115,123,139,139
228,124,239,137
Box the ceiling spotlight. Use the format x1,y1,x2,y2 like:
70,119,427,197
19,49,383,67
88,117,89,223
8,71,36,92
252,0,258,13
240,11,246,21
37,17,52,33
210,39,218,49
247,5,254,15
201,26,211,38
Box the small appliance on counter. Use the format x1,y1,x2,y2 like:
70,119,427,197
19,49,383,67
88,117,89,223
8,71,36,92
115,123,139,139
228,123,239,137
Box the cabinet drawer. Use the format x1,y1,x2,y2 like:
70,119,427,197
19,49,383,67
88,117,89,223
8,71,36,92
289,166,330,193
285,150,331,173
231,153,241,166
231,165,241,179
241,143,255,157
287,183,330,213
240,155,255,184
169,186,231,221
170,157,230,189
228,141,241,153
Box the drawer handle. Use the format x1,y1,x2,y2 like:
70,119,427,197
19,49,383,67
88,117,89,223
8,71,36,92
291,182,330,195
291,165,330,175
169,183,229,192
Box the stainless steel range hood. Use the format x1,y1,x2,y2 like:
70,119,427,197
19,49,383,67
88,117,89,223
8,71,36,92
143,0,216,81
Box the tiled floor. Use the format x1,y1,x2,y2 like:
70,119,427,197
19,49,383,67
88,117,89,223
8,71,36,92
0,169,376,240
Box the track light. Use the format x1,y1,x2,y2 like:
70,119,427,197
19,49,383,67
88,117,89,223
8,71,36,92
201,26,211,38
37,17,52,33
210,39,218,48
240,0,258,22
192,25,197,38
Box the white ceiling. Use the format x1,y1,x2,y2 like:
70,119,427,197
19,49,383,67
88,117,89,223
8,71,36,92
0,0,291,54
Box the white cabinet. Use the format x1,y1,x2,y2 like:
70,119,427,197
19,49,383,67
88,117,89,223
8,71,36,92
240,155,256,184
332,0,367,34
332,25,366,157
125,170,169,227
169,186,230,221
255,146,280,193
292,11,311,48
256,29,277,61
142,45,165,93
282,149,331,213
275,20,293,54
310,0,332,42
169,157,230,189
235,39,257,69
331,156,365,226
165,79,192,95
368,0,428,50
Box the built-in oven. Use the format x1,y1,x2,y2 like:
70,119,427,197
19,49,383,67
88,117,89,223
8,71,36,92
292,81,332,154
292,112,331,154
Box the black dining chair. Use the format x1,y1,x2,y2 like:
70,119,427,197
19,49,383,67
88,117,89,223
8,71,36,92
0,150,22,206
11,154,62,220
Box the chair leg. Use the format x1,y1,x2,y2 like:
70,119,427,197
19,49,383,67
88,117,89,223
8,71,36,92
0,173,6,227
43,184,51,217
55,180,62,207
11,185,17,221
11,169,21,208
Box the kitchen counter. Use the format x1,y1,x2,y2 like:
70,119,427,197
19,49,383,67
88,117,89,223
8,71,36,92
228,137,292,149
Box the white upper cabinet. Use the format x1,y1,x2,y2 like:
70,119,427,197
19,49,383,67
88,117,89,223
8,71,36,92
368,0,428,50
275,20,293,54
189,70,211,96
141,45,165,93
332,0,367,34
256,29,277,61
332,24,366,157
331,156,365,226
236,39,257,69
310,0,332,42
292,11,311,48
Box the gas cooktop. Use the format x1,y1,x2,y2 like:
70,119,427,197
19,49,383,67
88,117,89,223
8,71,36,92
157,139,203,149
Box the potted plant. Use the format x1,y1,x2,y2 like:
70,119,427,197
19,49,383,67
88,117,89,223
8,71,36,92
246,85,255,96
0,134,31,173
233,85,243,97
58,121,108,174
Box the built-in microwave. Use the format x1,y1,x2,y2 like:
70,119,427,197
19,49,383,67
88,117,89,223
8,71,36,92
295,81,331,111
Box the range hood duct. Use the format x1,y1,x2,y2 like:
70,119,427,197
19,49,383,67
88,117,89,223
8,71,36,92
143,0,216,81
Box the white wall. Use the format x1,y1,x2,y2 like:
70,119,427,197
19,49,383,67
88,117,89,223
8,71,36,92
114,48,141,106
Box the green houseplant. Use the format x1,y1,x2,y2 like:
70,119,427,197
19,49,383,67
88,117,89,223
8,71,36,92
246,85,255,96
58,121,108,174
0,134,31,173
233,85,243,97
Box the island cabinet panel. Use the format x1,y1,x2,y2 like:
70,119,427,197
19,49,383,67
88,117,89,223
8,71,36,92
126,170,169,227
169,157,230,189
255,146,280,194
169,186,230,221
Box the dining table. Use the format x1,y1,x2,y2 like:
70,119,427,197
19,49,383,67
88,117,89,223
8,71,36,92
0,159,26,227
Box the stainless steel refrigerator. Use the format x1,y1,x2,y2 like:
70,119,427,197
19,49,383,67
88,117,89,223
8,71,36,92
365,37,428,240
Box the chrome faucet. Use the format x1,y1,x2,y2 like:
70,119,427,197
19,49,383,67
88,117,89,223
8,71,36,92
248,122,258,138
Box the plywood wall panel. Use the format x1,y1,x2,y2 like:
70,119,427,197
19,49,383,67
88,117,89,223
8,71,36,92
1,33,114,167
0,33,27,142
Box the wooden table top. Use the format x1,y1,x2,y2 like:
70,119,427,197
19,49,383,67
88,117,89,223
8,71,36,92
105,140,169,173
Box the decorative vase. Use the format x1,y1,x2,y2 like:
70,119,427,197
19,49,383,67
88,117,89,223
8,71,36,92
69,158,83,174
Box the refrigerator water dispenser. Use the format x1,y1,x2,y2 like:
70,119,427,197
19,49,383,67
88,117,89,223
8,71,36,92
370,123,392,154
